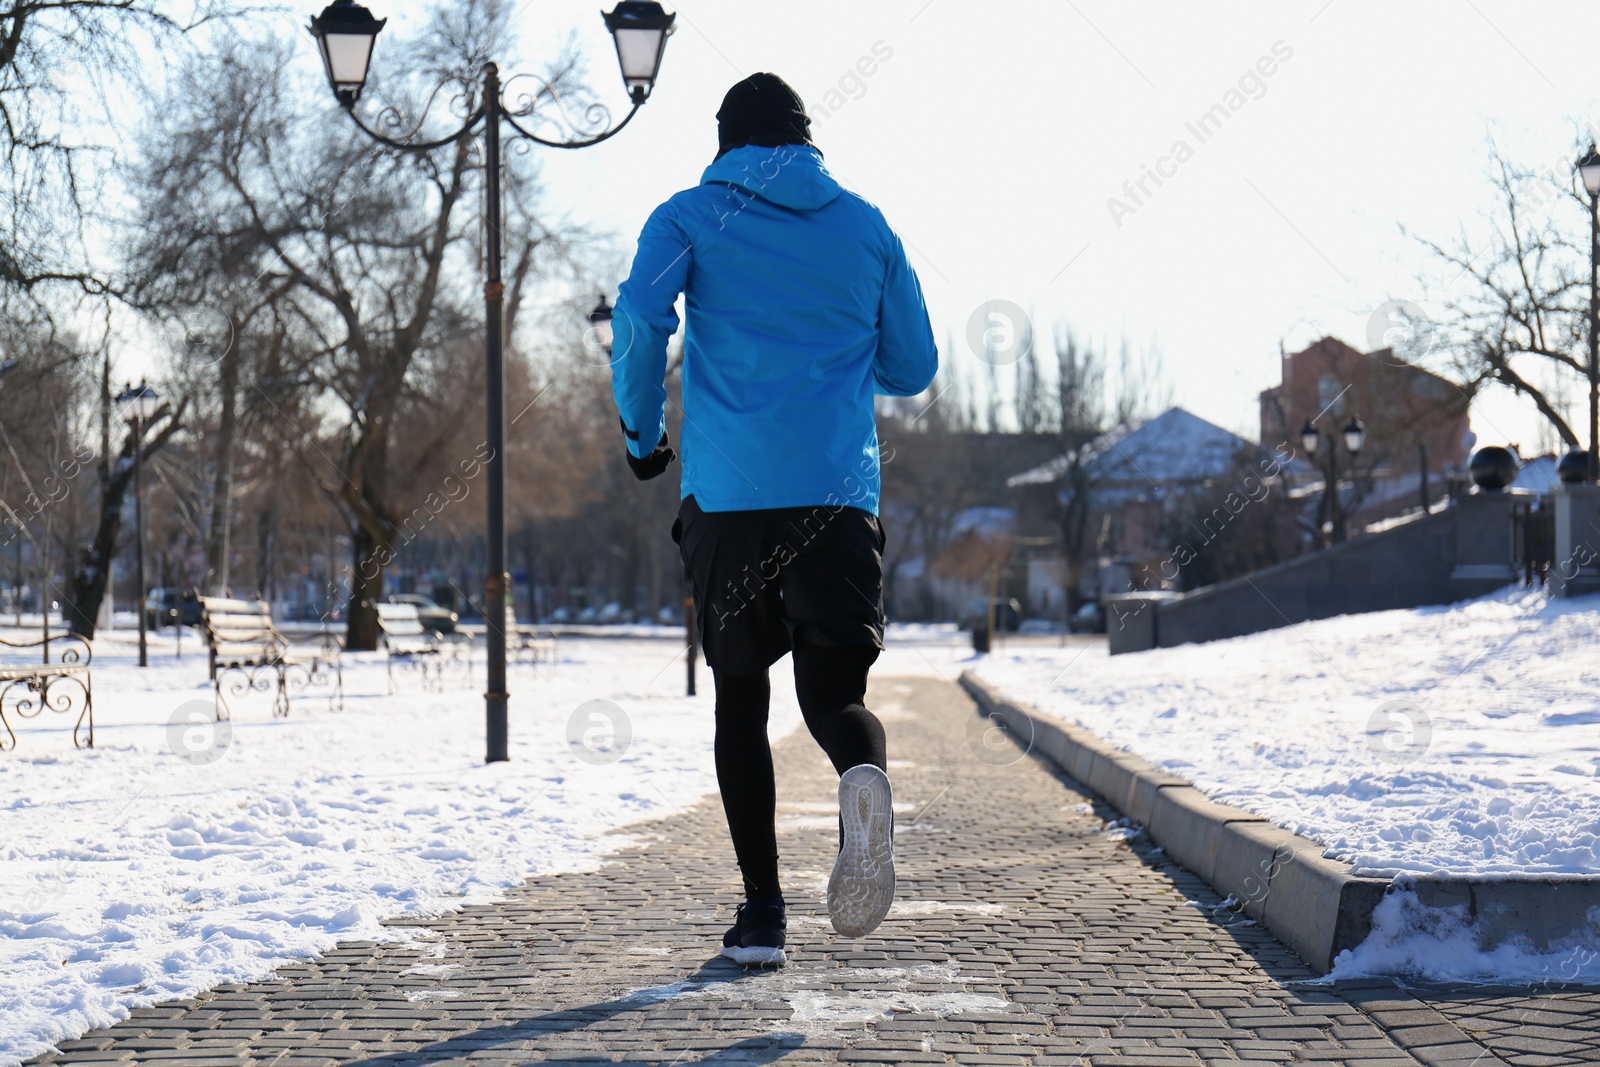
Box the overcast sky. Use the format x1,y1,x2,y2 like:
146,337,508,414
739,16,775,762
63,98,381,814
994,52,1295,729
188,1,1600,452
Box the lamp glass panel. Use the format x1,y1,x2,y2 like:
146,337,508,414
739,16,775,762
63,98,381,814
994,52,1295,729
612,27,663,84
323,32,375,87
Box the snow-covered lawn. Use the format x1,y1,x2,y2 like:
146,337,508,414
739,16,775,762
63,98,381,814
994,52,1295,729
974,588,1600,880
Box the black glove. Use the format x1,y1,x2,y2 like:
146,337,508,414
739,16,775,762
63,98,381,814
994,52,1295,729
625,428,677,481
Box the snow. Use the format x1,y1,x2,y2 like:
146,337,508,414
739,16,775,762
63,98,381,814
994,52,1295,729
974,587,1600,880
974,588,1600,978
6,595,1598,1054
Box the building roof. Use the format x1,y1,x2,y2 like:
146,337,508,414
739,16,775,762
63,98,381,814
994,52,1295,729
1509,454,1559,494
1007,407,1261,490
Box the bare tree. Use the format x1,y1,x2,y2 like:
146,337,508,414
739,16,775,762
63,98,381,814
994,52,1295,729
0,0,225,303
1411,134,1597,459
125,4,596,648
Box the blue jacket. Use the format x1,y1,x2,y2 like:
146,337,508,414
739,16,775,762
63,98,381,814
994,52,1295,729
611,143,938,514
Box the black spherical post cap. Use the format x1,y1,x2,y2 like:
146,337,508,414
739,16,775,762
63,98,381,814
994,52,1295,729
1468,445,1519,492
1557,448,1596,485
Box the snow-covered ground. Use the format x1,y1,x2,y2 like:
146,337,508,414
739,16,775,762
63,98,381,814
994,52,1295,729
6,593,1598,1060
974,587,1600,980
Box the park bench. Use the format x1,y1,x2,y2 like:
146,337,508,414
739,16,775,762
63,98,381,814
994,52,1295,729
500,605,557,664
0,631,93,751
199,597,342,720
377,602,463,693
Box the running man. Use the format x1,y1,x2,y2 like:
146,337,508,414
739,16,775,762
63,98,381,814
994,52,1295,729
610,73,938,966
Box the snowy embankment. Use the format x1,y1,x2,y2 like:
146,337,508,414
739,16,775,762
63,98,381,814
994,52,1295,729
973,587,1600,979
0,629,810,1066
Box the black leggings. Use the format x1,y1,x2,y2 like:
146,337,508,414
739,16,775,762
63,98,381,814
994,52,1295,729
713,640,886,900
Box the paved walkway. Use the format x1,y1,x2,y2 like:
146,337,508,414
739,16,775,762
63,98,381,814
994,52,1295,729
26,675,1600,1066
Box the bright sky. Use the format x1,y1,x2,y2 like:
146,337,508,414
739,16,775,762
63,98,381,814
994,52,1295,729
121,0,1600,453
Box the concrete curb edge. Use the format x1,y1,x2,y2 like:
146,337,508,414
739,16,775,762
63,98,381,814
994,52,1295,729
956,669,1600,976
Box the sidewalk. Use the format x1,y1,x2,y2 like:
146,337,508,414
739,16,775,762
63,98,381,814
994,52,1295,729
25,675,1599,1066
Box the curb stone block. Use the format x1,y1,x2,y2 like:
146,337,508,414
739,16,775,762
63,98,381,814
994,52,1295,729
1031,715,1068,766
1067,735,1102,785
1411,879,1471,910
1262,835,1388,973
1213,821,1299,920
1002,705,1045,763
1146,786,1266,885
1083,750,1157,815
1434,879,1600,952
1125,771,1190,828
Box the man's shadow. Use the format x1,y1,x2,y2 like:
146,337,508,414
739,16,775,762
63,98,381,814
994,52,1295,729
341,955,805,1066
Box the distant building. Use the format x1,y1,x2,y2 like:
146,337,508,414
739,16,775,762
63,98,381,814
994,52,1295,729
1259,336,1471,478
1008,408,1292,607
879,431,1077,622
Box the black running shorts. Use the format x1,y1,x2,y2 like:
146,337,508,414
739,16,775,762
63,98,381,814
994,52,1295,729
672,494,887,675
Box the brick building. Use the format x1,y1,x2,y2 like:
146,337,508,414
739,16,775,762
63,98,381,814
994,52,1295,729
1258,336,1471,478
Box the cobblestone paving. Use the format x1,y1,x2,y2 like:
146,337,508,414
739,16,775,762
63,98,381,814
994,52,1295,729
24,675,1599,1066
1391,985,1600,1067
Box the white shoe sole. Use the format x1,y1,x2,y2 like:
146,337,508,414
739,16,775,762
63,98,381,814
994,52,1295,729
720,943,787,967
828,764,895,937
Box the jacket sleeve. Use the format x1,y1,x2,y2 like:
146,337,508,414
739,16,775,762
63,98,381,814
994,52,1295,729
872,229,939,397
612,201,692,459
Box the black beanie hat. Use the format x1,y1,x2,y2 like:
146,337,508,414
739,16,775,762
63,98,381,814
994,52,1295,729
715,73,813,159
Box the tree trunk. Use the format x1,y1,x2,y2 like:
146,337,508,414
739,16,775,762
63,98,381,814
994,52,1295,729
256,507,272,600
340,402,391,650
66,443,134,639
346,523,386,651
66,407,184,639
203,321,239,595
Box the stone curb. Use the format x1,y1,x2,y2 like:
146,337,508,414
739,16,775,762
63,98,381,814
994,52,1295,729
957,670,1600,977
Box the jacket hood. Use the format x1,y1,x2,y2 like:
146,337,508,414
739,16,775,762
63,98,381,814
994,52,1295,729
700,144,841,212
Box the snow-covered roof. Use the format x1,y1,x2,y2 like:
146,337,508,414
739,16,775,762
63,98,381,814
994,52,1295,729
950,506,1015,537
1008,407,1261,489
1509,454,1559,494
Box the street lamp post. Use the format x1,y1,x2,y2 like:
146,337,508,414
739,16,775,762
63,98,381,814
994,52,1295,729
1577,143,1600,478
310,0,675,764
1300,415,1366,545
116,381,161,668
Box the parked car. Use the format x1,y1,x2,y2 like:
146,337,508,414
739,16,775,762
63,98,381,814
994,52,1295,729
387,593,458,635
1069,600,1106,634
959,597,1021,633
598,602,627,623
144,588,202,629
546,606,572,624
